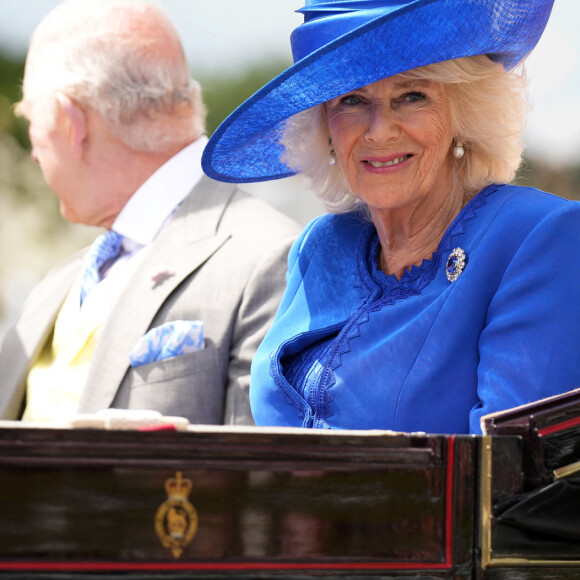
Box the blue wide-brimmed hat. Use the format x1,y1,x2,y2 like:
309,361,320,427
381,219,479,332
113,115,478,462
202,0,555,183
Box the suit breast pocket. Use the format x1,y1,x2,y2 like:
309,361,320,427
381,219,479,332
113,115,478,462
113,345,226,424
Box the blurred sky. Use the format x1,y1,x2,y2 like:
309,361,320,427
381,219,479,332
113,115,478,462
0,0,578,165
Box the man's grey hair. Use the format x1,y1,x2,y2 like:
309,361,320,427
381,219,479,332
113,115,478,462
17,0,205,152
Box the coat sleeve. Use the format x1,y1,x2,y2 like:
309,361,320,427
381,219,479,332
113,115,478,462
223,235,296,425
471,202,580,433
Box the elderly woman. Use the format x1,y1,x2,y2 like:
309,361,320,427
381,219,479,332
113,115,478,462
202,0,580,434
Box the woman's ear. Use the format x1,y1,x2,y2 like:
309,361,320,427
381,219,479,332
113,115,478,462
55,92,87,158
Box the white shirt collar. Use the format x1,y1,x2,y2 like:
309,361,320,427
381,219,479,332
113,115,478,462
112,135,208,246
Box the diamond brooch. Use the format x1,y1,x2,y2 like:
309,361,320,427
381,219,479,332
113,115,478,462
446,247,466,282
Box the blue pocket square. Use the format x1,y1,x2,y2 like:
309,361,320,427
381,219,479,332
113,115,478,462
129,320,205,367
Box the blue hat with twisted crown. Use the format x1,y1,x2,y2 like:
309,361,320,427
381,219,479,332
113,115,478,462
201,0,555,183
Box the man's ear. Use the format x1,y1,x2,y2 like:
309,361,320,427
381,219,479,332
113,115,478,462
55,92,87,158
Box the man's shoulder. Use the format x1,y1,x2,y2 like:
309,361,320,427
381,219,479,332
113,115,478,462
181,176,300,237
220,185,302,241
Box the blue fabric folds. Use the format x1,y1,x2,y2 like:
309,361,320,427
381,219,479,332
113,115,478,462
293,1,419,62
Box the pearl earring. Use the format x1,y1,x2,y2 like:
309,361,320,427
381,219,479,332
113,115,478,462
453,140,465,159
328,138,337,166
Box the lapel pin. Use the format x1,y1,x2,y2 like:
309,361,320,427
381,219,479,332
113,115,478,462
151,267,176,288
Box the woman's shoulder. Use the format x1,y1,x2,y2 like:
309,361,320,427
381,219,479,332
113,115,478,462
293,210,371,255
285,210,373,290
466,183,580,236
465,183,580,253
487,184,578,215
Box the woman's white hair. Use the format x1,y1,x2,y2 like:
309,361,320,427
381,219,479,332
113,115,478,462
16,0,205,153
281,55,528,213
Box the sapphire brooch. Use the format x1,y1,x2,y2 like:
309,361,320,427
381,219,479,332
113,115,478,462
446,248,466,282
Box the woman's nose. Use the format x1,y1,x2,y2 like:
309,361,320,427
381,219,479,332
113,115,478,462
364,104,401,144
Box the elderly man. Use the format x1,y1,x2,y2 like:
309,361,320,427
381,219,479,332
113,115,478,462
0,0,299,425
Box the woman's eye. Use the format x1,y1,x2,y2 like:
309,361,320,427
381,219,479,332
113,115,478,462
339,94,364,106
402,91,426,103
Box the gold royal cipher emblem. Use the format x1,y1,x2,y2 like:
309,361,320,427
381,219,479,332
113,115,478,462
155,471,198,558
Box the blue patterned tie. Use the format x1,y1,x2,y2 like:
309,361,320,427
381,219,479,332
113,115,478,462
80,230,124,305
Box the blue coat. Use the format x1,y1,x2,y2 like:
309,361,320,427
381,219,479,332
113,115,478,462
250,184,580,434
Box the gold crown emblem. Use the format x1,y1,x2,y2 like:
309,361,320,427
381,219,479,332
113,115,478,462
155,471,198,559
165,471,192,500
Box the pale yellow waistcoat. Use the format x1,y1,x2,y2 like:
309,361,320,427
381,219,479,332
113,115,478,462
22,266,135,423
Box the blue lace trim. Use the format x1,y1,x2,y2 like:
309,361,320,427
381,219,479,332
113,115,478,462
363,184,497,297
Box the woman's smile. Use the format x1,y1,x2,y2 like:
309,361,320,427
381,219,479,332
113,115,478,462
363,153,414,171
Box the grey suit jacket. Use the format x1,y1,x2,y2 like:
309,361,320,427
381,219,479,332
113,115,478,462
0,176,300,425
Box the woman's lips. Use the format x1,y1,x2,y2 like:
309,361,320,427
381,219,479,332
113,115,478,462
363,154,413,170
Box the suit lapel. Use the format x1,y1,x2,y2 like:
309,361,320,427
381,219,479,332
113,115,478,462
78,177,237,412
